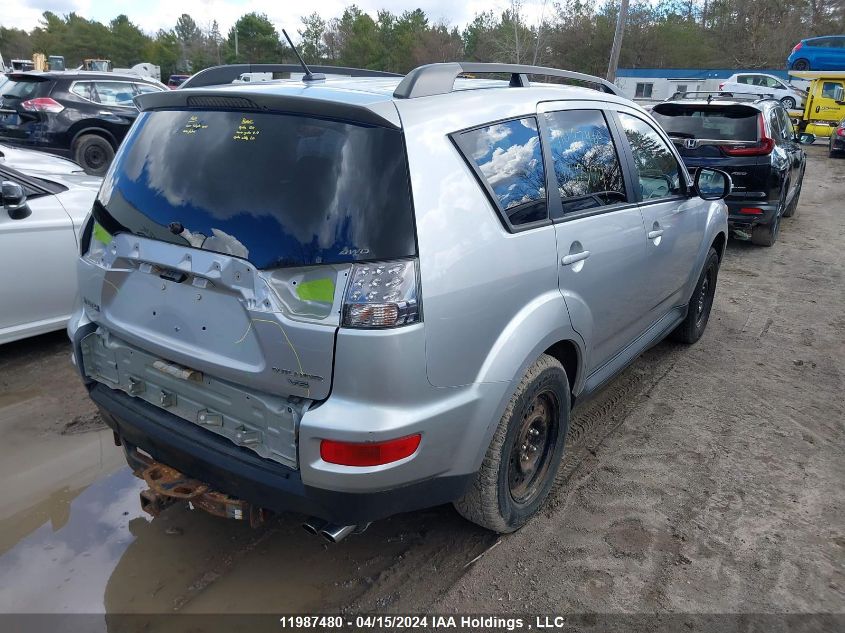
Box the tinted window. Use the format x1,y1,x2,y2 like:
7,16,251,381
71,81,95,101
618,113,684,200
134,83,163,95
1,78,48,101
544,110,626,213
652,103,759,141
460,117,547,226
93,81,136,106
95,110,415,270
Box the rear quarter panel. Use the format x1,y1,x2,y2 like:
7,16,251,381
395,92,582,391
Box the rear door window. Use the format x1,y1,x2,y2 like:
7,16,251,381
618,113,685,201
71,81,95,101
92,82,136,106
543,109,627,214
456,117,547,227
95,110,415,270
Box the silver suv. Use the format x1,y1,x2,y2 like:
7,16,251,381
68,62,730,539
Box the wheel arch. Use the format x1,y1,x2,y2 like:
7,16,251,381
69,125,119,151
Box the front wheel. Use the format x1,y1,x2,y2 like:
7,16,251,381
454,354,569,533
781,96,796,109
671,247,720,344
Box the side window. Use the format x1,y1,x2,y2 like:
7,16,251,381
92,82,136,106
544,109,626,214
821,81,844,100
71,82,94,101
134,83,163,95
459,117,547,227
769,110,786,142
618,113,685,201
779,108,795,139
737,76,751,85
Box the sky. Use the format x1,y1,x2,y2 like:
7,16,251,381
3,0,552,34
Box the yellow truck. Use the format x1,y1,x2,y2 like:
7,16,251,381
788,71,845,138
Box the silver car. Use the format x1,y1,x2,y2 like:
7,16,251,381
0,144,100,343
67,63,729,538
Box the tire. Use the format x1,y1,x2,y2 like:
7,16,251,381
792,59,810,71
780,96,796,110
751,215,780,246
73,134,115,176
454,354,570,533
782,172,803,218
751,185,786,246
671,247,720,344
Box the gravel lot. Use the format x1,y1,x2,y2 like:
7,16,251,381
0,145,842,628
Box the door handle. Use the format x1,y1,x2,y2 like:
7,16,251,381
561,250,590,266
648,229,664,239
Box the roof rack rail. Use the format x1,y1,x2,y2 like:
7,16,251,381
668,91,775,103
393,62,623,99
181,64,402,89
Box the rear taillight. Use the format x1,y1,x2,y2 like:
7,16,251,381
837,128,845,137
20,97,64,113
320,434,421,466
739,207,763,215
721,114,774,156
719,82,725,90
792,42,803,53
342,258,419,328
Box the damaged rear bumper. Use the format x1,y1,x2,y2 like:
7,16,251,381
90,383,472,525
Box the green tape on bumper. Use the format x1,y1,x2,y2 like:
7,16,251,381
295,278,335,303
93,221,112,245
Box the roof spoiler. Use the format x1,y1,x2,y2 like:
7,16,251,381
180,64,402,89
393,62,624,99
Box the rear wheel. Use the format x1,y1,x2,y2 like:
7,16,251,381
454,354,569,533
792,59,810,71
73,134,115,176
671,247,719,344
783,172,803,218
751,186,786,246
780,96,796,109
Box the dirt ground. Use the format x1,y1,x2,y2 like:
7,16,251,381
0,145,842,629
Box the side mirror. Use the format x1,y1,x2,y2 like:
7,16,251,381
797,133,816,145
1,180,31,220
695,168,732,201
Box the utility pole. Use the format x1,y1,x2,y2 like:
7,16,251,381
606,0,629,83
234,28,239,61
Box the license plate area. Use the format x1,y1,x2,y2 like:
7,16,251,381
81,328,303,468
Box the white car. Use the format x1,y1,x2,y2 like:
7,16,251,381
719,73,807,109
0,144,100,344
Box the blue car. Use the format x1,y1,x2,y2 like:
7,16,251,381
788,35,845,71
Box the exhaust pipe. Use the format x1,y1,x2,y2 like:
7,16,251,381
319,523,357,543
302,517,329,536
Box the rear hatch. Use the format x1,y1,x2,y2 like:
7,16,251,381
651,102,771,195
0,74,55,141
84,107,415,406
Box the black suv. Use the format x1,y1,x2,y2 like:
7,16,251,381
652,93,807,246
0,71,166,175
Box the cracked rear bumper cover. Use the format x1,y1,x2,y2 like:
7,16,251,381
89,383,472,525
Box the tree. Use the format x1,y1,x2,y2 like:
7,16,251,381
109,15,147,66
298,12,326,63
225,13,281,64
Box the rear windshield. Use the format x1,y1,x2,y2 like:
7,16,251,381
651,104,759,142
1,77,50,101
95,110,415,269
